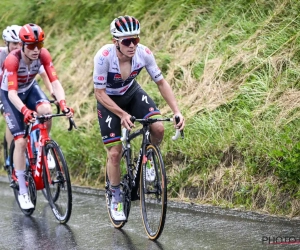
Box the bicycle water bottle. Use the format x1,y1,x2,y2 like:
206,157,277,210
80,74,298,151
30,120,40,164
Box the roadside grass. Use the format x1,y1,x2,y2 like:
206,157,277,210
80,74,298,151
0,0,300,216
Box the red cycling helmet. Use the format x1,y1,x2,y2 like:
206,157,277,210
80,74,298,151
19,23,45,43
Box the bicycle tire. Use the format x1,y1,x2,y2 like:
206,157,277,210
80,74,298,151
9,140,37,216
105,154,131,228
43,140,72,224
3,134,8,171
140,144,167,240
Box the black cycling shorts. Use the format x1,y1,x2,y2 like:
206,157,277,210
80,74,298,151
97,83,161,148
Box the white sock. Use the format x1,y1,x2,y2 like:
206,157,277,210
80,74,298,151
16,170,27,195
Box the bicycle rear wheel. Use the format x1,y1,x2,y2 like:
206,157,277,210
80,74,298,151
9,140,37,216
43,140,72,224
105,154,131,228
140,144,167,240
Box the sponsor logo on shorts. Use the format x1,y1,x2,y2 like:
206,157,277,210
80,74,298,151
110,133,115,137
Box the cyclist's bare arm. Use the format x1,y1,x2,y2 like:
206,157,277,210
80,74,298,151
51,80,65,101
155,78,185,130
39,71,54,97
94,88,134,130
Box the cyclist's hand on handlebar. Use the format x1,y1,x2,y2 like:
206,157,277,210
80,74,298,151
21,106,36,123
121,112,134,130
173,113,185,130
59,100,74,118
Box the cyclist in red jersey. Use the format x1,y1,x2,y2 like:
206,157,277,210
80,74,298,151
0,23,73,209
93,16,185,221
0,25,54,160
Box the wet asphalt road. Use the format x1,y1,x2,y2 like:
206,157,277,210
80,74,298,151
1,177,300,250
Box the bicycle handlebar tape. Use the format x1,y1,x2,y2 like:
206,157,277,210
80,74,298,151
175,115,184,139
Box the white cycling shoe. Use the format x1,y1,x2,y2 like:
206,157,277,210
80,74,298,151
111,202,126,221
146,159,156,182
18,193,34,209
47,152,56,169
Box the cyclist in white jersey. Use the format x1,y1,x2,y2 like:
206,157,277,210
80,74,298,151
0,25,53,166
93,15,185,221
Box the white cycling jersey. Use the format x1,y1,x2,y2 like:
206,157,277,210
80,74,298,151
93,43,163,96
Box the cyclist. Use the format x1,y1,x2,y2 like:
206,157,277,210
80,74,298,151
93,15,185,221
0,23,74,210
0,25,54,165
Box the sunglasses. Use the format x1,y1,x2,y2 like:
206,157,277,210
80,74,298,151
115,37,140,47
25,42,44,50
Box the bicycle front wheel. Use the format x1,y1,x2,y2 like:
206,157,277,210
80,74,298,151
43,140,72,224
140,144,167,240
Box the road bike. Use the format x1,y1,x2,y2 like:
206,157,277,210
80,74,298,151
105,116,183,240
6,112,76,224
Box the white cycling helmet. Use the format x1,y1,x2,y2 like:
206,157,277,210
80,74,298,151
110,15,140,37
2,25,22,42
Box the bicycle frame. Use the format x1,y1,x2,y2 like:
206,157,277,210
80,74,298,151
26,120,51,190
122,124,152,189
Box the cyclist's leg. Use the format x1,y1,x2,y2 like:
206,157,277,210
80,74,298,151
5,126,13,151
1,89,34,209
128,87,164,145
97,101,126,221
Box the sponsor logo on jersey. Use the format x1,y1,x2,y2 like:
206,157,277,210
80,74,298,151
98,56,105,66
145,48,152,54
52,72,57,76
155,73,162,78
120,85,130,93
102,50,109,56
8,81,14,86
98,76,105,81
129,71,138,78
113,74,122,81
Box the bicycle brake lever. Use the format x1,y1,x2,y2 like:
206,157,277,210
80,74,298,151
24,123,33,138
68,117,77,131
174,115,184,139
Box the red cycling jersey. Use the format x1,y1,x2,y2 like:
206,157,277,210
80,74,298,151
1,48,58,92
